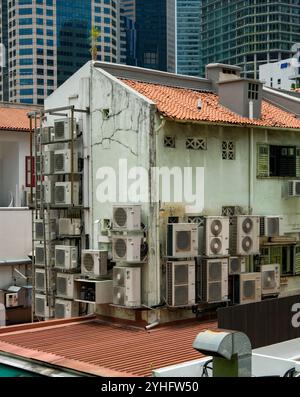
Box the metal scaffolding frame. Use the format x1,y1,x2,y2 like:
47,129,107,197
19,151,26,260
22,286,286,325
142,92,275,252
28,105,89,321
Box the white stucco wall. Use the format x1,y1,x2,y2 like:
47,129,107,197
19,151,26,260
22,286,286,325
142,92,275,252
0,131,30,207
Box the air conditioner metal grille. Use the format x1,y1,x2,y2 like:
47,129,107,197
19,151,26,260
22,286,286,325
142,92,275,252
83,253,94,272
242,217,253,233
36,272,45,290
54,153,65,172
208,261,222,282
229,257,241,274
211,220,222,236
35,297,45,316
114,208,127,227
208,282,222,302
262,271,276,290
36,247,44,264
167,263,173,305
57,277,67,296
55,303,65,319
35,222,44,240
55,121,65,139
174,285,188,306
242,236,253,252
267,218,279,236
176,230,191,252
174,264,188,284
56,249,65,267
243,280,255,299
210,238,222,255
55,186,65,203
115,239,127,258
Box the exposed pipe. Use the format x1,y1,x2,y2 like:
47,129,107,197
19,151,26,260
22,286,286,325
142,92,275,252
145,321,160,330
0,259,31,266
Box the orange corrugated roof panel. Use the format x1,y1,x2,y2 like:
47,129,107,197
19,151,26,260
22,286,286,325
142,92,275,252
0,319,217,377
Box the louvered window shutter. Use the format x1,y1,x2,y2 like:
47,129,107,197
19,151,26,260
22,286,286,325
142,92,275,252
257,144,269,177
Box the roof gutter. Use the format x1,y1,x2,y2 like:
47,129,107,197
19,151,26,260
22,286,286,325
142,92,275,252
162,115,300,133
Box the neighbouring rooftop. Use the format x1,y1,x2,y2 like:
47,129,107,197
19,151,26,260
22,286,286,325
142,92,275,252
0,317,217,377
0,103,40,132
122,79,300,129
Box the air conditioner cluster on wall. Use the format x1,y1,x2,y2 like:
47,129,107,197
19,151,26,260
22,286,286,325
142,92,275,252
165,213,284,307
111,204,144,307
165,223,198,307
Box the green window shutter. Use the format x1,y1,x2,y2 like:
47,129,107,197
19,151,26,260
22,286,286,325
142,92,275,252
270,246,282,267
257,144,269,177
294,245,300,275
296,147,300,178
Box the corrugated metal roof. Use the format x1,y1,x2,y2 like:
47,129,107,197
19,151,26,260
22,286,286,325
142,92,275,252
0,318,217,377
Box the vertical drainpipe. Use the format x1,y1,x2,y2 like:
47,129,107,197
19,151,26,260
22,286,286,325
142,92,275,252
248,127,254,271
149,105,160,306
90,61,94,249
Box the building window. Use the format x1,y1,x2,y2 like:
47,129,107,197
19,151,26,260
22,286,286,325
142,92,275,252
25,156,35,187
257,144,300,178
222,141,236,160
248,83,259,100
164,136,175,148
186,137,207,150
222,206,242,217
187,216,204,227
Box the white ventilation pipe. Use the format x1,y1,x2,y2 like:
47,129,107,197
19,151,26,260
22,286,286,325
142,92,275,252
249,100,254,119
0,304,6,326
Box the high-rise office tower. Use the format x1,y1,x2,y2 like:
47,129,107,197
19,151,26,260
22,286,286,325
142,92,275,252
0,0,120,105
201,0,300,79
135,0,168,71
120,0,136,66
120,0,136,21
133,0,201,76
175,0,201,76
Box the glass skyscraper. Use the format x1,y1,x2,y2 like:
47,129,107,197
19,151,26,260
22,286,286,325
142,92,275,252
201,0,300,79
135,0,168,71
0,0,120,105
176,0,201,76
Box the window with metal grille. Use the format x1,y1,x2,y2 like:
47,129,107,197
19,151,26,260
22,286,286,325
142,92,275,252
25,156,35,187
186,137,207,150
222,141,236,160
248,83,259,100
222,206,242,217
164,136,176,148
187,216,204,227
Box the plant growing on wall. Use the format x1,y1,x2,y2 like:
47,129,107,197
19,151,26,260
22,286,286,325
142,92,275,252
90,26,101,61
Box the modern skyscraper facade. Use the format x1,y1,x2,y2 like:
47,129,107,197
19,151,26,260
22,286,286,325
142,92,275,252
201,0,300,79
135,0,168,71
120,0,136,21
0,0,120,105
176,0,201,76
120,0,136,66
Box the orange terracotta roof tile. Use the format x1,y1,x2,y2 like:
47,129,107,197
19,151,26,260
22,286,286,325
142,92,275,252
0,106,34,132
122,79,300,129
0,318,217,377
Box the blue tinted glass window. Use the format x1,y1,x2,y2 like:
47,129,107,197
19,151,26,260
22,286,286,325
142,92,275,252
19,28,33,35
20,78,33,85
